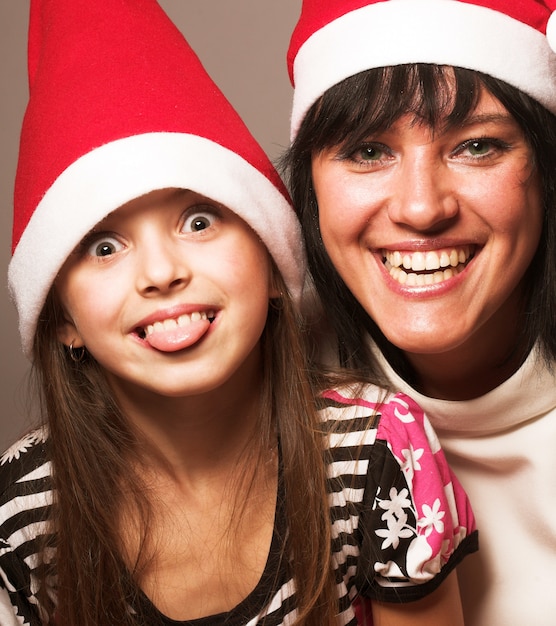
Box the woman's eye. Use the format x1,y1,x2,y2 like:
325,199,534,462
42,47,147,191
345,142,391,165
455,137,508,160
466,140,492,156
182,208,218,233
357,145,384,161
86,236,123,257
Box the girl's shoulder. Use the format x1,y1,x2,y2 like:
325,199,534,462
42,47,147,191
319,384,433,444
0,428,51,512
321,384,478,602
319,384,448,490
0,429,52,626
319,383,423,416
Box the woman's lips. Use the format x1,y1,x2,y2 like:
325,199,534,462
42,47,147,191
382,245,474,286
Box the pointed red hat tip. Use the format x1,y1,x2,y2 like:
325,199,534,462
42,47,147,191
10,0,306,358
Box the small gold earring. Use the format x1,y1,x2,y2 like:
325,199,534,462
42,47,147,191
68,341,86,363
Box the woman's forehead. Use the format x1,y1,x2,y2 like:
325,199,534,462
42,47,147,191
358,66,483,124
322,66,505,145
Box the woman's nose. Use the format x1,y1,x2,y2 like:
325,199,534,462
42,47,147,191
387,156,459,232
135,237,191,295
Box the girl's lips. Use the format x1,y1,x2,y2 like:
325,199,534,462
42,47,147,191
133,308,217,352
134,304,217,330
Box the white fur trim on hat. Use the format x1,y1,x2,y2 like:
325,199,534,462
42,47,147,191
547,9,556,50
290,0,556,139
9,133,305,358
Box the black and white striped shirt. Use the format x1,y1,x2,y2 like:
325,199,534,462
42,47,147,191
0,385,478,625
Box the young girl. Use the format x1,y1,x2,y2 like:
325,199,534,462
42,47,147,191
0,1,477,624
283,1,556,624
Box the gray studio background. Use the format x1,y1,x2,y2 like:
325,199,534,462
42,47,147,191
0,1,301,451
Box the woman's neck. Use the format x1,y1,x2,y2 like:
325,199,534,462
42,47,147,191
405,342,528,401
380,287,533,400
399,307,530,401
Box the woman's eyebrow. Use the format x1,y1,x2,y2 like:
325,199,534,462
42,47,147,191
457,112,516,127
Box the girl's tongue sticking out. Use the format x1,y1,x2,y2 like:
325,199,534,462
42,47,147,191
142,312,213,352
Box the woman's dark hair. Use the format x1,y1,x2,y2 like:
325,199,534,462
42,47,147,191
281,64,556,382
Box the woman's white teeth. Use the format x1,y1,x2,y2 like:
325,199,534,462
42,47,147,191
384,247,471,286
386,246,470,271
145,311,214,336
388,264,463,286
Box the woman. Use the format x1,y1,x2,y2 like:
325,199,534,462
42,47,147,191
282,1,556,625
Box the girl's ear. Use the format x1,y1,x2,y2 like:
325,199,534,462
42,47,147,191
56,318,84,348
268,259,284,300
51,282,85,347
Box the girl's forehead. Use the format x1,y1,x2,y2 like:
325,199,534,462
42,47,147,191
93,189,221,225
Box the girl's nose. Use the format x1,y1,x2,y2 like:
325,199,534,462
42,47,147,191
387,156,459,232
135,237,192,295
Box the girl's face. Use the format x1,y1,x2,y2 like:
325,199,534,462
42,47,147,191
56,188,275,400
311,87,542,366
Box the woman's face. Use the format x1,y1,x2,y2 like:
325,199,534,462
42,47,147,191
311,86,542,370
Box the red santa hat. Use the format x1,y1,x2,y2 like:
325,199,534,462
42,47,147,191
288,0,556,139
10,0,305,358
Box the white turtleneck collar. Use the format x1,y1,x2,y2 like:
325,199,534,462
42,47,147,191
371,342,556,437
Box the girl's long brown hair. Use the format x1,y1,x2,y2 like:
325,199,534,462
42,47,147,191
32,271,338,625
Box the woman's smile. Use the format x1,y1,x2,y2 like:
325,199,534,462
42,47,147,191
382,245,474,287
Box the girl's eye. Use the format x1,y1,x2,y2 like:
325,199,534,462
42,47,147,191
86,236,123,257
181,207,218,233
